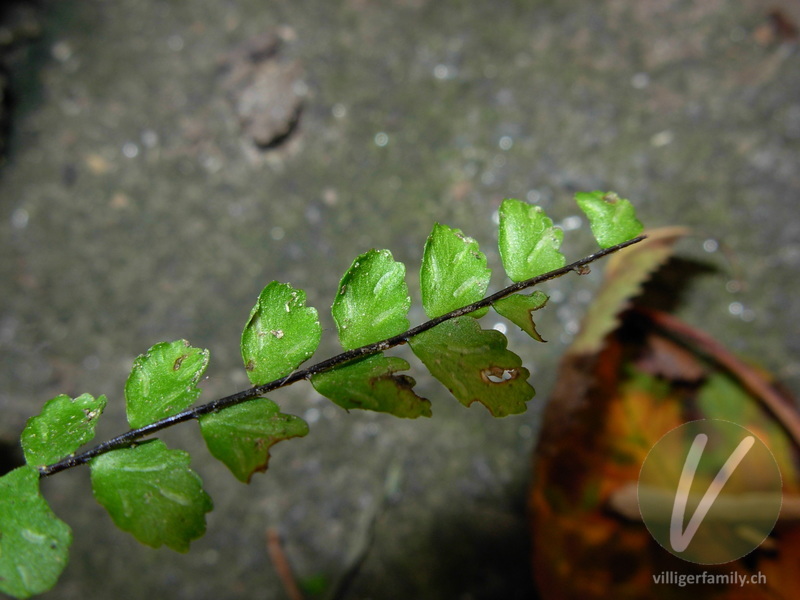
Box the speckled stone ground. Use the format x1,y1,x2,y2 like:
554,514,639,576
1,1,798,598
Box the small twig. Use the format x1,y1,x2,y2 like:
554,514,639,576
37,235,645,477
266,528,305,600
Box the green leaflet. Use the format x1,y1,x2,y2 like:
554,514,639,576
90,439,212,552
0,466,72,600
332,249,410,350
311,354,432,418
199,398,309,483
492,291,549,342
409,316,534,417
21,393,107,467
575,190,643,248
125,340,209,429
420,223,491,319
498,198,565,281
241,281,321,385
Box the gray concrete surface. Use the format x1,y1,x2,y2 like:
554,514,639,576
1,1,798,598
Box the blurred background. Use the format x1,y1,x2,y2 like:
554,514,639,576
1,0,798,598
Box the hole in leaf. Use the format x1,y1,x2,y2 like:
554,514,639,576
481,367,519,384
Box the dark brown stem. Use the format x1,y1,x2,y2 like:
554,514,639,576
38,235,646,477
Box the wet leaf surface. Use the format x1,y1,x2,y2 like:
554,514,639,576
21,393,107,467
575,190,644,249
241,281,320,386
125,340,209,429
420,223,491,319
331,249,410,350
498,198,565,282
